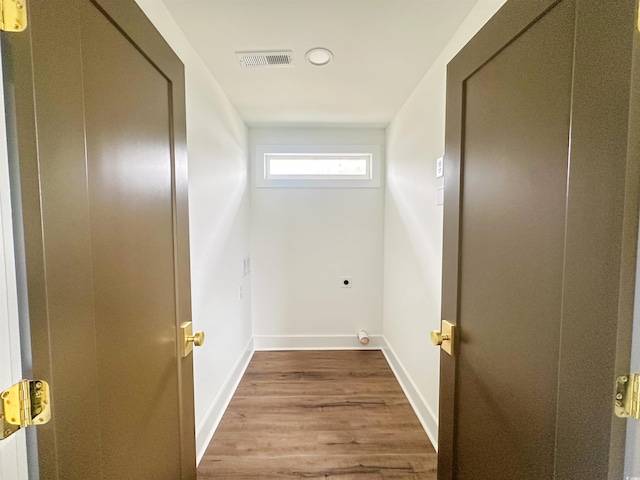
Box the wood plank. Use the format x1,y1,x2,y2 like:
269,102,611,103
198,455,437,479
210,430,430,456
198,350,436,479
234,379,405,397
216,395,418,432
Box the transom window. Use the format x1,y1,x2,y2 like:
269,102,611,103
256,145,381,188
265,153,371,180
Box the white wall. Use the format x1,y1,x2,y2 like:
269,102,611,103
382,0,507,447
250,128,385,349
134,1,252,462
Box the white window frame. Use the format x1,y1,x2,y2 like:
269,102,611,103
255,144,381,188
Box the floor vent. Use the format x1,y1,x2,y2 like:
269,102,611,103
236,51,294,68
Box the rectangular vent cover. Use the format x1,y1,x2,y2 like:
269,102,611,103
236,51,294,68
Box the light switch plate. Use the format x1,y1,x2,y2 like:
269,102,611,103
436,157,444,178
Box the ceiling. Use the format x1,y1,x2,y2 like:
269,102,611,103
162,0,479,127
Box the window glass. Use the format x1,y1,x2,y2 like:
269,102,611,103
266,154,370,178
256,145,381,188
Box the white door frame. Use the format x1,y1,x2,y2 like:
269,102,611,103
626,227,640,475
0,41,28,480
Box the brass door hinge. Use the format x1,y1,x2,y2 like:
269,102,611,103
615,374,640,419
0,379,50,440
0,0,27,32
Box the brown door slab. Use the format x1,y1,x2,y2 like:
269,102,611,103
2,0,195,478
440,0,640,479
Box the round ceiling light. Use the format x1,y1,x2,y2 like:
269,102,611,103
306,48,333,66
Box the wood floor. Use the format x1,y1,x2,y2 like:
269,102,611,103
197,350,437,479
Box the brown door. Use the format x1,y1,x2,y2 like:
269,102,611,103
2,1,195,479
439,1,639,479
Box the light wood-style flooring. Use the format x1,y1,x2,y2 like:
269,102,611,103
197,350,437,479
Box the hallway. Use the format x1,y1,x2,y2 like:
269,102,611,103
1,0,638,478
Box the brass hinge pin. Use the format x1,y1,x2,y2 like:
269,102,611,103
18,380,30,428
632,375,640,418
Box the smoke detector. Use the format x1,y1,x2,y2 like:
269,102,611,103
236,50,294,68
306,48,333,66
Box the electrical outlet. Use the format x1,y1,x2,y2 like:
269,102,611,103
239,285,243,300
341,276,352,288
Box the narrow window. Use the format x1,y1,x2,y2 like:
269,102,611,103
265,153,372,180
256,145,381,188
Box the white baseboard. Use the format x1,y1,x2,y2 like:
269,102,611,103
381,337,439,451
253,334,384,350
195,337,254,465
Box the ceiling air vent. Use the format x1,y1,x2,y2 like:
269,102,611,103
236,51,294,68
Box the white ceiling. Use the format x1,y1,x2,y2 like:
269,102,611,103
162,0,479,127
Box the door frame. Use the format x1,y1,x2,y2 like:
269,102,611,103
0,39,28,480
440,0,640,478
1,0,195,477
